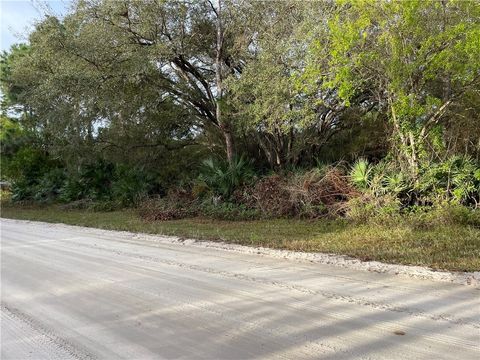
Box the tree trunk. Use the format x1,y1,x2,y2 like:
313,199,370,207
389,96,418,177
222,124,234,164
215,0,234,164
407,131,419,179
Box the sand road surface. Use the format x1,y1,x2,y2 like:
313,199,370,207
1,219,479,359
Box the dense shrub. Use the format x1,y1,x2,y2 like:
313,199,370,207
6,145,60,203
350,159,412,199
32,168,66,203
347,201,480,229
198,156,255,199
111,166,154,206
59,176,86,203
77,160,116,201
416,156,480,206
345,195,402,223
405,204,480,229
10,178,35,202
10,158,158,208
350,159,372,191
349,156,480,212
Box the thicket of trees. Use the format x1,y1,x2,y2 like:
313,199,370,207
1,0,479,218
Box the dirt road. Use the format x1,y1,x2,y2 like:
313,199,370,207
1,219,479,359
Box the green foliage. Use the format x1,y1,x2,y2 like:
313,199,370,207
10,158,157,208
1,0,479,219
11,167,64,203
416,156,480,205
405,204,480,230
350,159,372,191
384,173,409,195
346,195,402,224
199,156,255,199
1,116,43,181
5,144,59,203
76,160,115,201
305,0,480,172
0,44,30,110
346,196,480,232
32,168,66,203
347,155,480,223
111,166,153,206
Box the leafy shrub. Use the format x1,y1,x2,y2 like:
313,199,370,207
7,153,161,208
346,197,480,228
7,145,59,202
383,172,409,195
78,160,116,201
199,156,255,199
59,162,156,207
416,155,480,206
11,178,35,202
11,167,65,203
59,176,85,202
57,160,116,203
111,166,153,206
0,189,11,202
350,158,372,191
32,168,66,203
350,158,413,199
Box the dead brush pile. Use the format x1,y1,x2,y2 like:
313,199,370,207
139,166,360,221
240,166,359,218
138,188,198,221
243,174,295,217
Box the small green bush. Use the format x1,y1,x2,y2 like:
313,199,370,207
416,155,480,206
33,168,66,203
350,159,372,191
199,156,255,199
111,166,153,206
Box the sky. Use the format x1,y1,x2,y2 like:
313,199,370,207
1,0,72,52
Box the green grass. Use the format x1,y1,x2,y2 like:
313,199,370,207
2,203,479,272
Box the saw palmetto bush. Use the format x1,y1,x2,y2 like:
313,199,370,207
111,166,154,206
350,159,412,198
416,156,480,207
347,159,413,221
350,156,480,214
350,159,373,191
198,156,255,199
